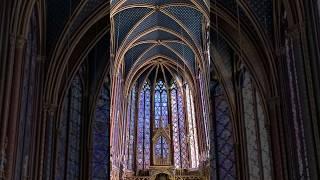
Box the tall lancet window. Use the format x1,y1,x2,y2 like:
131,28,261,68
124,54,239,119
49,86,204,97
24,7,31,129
186,84,199,168
137,81,151,170
241,71,272,180
211,82,237,179
170,81,188,168
91,82,110,179
56,73,83,180
153,80,170,165
154,80,168,128
127,85,137,170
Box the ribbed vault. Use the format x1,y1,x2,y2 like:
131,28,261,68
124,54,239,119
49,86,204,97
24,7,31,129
111,0,209,85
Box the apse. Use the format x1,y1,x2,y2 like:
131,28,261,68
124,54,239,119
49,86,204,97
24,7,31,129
110,0,210,179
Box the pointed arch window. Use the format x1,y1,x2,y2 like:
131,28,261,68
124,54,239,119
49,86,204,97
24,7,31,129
56,73,83,179
241,71,272,179
211,82,237,179
170,81,188,168
155,136,169,159
154,80,168,128
186,84,199,168
127,85,137,170
91,83,110,179
137,81,151,170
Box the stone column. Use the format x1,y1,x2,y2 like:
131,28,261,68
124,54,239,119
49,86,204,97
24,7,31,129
5,35,26,180
40,104,57,180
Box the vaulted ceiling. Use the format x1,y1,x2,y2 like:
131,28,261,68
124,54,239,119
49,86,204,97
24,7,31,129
44,0,276,102
111,0,209,85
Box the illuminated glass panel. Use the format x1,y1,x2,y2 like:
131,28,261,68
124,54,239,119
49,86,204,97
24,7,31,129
211,83,237,179
155,136,169,159
137,82,151,170
171,82,188,169
186,85,199,168
127,85,137,170
154,80,168,128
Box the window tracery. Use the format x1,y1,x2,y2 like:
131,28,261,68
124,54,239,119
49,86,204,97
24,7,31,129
210,82,237,180
137,82,151,170
241,71,272,179
125,79,200,174
127,85,137,171
170,81,188,169
154,80,168,128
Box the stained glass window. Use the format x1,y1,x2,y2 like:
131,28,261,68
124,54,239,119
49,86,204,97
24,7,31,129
126,85,137,170
211,82,237,180
56,73,83,180
155,136,169,159
242,71,272,180
154,80,168,128
170,82,188,169
91,83,110,179
125,79,200,172
137,81,151,170
186,84,199,168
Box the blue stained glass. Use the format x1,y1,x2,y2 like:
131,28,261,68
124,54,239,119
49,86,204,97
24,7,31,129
154,80,168,128
211,83,236,180
137,82,151,170
127,85,137,170
155,136,169,159
170,82,188,169
91,83,110,179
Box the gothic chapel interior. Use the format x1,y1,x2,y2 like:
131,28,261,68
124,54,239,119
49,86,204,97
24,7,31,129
1,0,320,179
